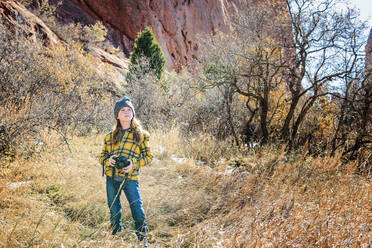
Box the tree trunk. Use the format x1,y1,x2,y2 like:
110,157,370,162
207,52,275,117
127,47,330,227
225,88,240,146
281,95,299,141
260,99,269,145
330,100,347,157
289,97,316,150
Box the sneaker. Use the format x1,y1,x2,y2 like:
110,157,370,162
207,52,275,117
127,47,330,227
136,231,145,241
143,237,148,248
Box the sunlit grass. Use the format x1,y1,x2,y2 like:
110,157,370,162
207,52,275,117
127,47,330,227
0,128,370,247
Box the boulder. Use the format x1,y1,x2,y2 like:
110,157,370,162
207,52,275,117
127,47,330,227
0,0,60,46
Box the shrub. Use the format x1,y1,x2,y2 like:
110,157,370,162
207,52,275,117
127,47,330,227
126,27,166,82
0,21,112,161
81,21,108,45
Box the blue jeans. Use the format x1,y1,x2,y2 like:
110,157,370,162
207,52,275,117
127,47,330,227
106,176,146,238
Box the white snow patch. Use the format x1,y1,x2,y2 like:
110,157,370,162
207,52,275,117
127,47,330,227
8,180,33,189
171,155,189,164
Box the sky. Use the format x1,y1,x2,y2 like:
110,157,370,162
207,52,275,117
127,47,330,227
349,0,372,26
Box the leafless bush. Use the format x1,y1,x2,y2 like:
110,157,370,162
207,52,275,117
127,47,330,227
123,58,253,150
121,59,167,129
0,21,112,161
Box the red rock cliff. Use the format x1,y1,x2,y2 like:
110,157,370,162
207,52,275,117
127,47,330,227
0,0,59,46
55,0,242,71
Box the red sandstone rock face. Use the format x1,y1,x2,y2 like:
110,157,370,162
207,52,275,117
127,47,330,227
0,0,59,46
0,0,127,90
5,0,289,72
62,0,241,71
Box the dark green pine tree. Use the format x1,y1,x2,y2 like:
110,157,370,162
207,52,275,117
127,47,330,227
127,27,166,82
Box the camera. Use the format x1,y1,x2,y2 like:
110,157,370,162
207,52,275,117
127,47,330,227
113,156,131,170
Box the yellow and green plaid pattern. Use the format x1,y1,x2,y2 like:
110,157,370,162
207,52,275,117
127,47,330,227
99,128,152,180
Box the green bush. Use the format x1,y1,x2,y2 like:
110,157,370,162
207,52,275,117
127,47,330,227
126,27,166,82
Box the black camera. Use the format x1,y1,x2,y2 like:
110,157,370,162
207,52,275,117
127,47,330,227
113,156,131,170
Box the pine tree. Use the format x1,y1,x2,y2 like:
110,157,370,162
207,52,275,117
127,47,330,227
127,27,166,83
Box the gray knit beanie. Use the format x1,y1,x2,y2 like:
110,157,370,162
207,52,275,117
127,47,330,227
114,97,135,118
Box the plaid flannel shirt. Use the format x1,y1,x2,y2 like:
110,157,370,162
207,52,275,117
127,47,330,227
99,128,152,180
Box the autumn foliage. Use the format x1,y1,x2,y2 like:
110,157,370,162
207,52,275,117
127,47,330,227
0,0,371,247
0,21,112,163
197,0,371,169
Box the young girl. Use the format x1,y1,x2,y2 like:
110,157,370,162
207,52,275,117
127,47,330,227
99,97,152,245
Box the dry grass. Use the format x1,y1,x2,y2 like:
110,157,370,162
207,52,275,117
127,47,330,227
176,154,371,247
0,128,371,247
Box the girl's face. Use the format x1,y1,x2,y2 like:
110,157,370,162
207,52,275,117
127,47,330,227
117,107,133,122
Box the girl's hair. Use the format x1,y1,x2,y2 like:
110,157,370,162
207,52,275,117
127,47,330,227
112,117,147,145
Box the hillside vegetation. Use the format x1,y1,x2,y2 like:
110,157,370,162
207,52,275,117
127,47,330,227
1,0,371,247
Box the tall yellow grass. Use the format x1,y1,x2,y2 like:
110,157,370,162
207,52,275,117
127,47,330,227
0,128,370,247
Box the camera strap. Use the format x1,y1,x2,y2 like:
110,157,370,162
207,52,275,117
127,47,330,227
109,130,128,178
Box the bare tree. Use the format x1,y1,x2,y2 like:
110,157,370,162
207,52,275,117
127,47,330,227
329,54,371,165
281,0,368,150
198,0,369,156
200,1,289,145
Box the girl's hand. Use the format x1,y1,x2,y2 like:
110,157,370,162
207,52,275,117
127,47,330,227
123,160,133,173
108,155,118,166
